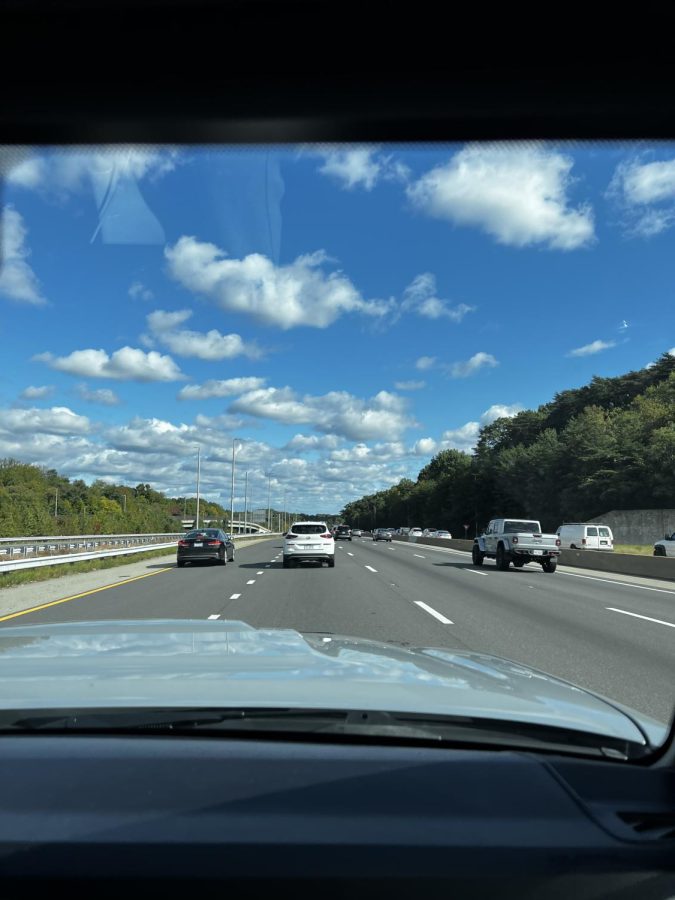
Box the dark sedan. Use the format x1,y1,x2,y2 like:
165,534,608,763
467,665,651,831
177,529,235,567
372,528,392,542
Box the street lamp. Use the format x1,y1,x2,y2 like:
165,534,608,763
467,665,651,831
195,445,201,530
230,438,243,535
265,471,272,532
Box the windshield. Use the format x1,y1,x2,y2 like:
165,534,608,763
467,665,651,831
1,142,674,756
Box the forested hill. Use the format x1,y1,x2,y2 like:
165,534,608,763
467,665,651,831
341,352,675,536
0,462,227,537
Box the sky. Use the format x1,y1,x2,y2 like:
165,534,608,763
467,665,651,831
1,142,674,514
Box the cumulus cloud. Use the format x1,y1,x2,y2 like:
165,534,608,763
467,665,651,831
400,273,475,322
394,380,426,391
412,437,437,455
145,308,262,360
19,385,54,399
165,239,391,329
1,406,90,436
0,206,46,305
34,346,185,381
129,281,154,301
446,352,498,378
284,434,342,451
76,384,121,406
608,156,675,237
178,377,267,400
567,339,616,357
230,387,415,441
415,356,437,370
314,146,410,191
407,144,594,250
440,404,522,453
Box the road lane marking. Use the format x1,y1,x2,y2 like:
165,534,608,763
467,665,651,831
607,607,675,628
466,569,487,575
246,579,256,585
560,571,675,595
0,567,173,623
256,571,264,574
414,601,453,624
208,614,220,620
414,554,426,558
229,593,241,600
347,552,354,556
365,565,378,573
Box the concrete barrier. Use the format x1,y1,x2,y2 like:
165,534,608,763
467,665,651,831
391,534,674,582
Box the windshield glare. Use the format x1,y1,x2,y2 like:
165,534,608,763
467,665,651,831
1,141,674,755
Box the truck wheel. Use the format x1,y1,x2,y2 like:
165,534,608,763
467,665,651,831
542,558,557,573
496,544,510,570
471,544,484,566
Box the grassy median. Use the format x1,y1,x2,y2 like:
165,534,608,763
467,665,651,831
613,544,655,556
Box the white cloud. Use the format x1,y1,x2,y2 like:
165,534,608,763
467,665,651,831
608,156,675,238
230,387,415,441
567,339,616,358
401,273,475,322
446,352,498,378
415,356,436,370
407,144,594,250
5,156,46,189
440,404,522,453
76,384,121,406
284,434,342,451
1,406,90,436
480,404,523,424
315,147,410,191
413,437,437,455
19,385,54,399
165,239,391,329
394,380,426,391
34,347,185,381
0,206,46,305
146,308,261,360
178,377,267,400
129,281,154,301
619,319,629,332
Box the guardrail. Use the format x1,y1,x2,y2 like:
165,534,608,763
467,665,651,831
391,534,675,582
0,532,281,574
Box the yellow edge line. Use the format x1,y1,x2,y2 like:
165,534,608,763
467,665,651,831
0,567,173,623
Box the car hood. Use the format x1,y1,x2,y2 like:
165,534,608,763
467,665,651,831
0,619,666,746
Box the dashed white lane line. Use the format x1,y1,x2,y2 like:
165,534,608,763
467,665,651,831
561,571,675,596
365,565,378,573
413,553,426,559
256,571,264,575
414,601,453,624
347,552,354,557
246,579,256,585
208,614,220,620
466,569,487,576
607,607,675,629
229,593,241,600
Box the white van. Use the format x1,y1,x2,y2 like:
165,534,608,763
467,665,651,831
556,523,614,551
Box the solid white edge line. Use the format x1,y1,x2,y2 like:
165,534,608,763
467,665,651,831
606,607,675,628
229,593,241,600
414,601,453,624
208,614,220,620
466,569,487,575
365,565,378,573
561,570,675,595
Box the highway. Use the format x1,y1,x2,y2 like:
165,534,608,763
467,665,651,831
1,536,674,726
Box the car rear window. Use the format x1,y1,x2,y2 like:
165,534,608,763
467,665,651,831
504,521,540,533
598,527,611,537
290,524,327,535
185,530,220,539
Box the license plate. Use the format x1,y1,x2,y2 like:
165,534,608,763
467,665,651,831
193,542,203,547
533,549,543,555
302,544,314,549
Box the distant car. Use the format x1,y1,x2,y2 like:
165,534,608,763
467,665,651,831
177,528,235,567
351,529,362,537
283,521,335,568
435,530,452,539
373,528,392,542
409,528,423,537
422,529,437,537
654,532,675,557
335,525,353,541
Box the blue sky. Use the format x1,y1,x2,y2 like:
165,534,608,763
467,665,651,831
1,142,674,514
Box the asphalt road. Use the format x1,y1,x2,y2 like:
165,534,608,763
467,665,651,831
2,536,674,725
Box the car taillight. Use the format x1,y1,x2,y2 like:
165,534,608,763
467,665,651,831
178,540,188,547
285,534,297,540
556,539,561,547
512,536,518,543
321,533,333,539
207,540,221,546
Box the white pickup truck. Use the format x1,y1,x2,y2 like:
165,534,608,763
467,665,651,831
653,532,675,558
473,518,561,573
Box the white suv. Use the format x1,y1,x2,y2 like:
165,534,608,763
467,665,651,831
283,521,335,568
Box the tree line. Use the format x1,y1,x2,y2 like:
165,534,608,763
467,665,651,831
341,352,675,537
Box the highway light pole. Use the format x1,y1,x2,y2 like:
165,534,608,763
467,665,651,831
265,471,272,532
195,445,201,529
243,470,249,534
230,438,241,535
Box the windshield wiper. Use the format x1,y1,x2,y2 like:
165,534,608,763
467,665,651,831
0,707,650,760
